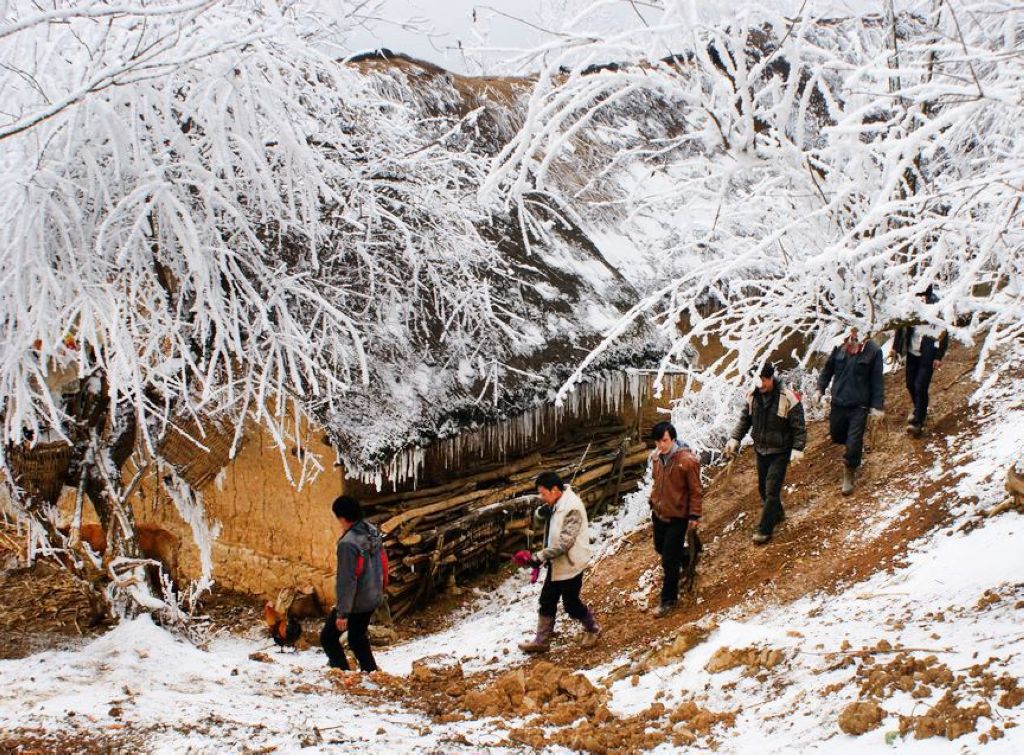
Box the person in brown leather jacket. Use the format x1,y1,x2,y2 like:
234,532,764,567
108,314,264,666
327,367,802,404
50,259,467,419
648,421,703,617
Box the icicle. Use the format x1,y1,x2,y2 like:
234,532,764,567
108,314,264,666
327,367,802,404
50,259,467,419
355,369,669,487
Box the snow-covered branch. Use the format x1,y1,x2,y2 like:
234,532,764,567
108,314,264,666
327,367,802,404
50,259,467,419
490,0,1023,401
0,1,526,460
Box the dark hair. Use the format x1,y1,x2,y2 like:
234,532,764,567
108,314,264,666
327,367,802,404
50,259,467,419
331,495,363,522
650,421,677,441
535,471,564,491
759,362,775,379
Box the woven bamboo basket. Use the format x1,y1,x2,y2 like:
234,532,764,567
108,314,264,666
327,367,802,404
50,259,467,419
158,417,245,490
6,441,72,504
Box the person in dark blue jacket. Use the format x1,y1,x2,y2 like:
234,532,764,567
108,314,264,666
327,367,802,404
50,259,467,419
320,495,387,672
816,326,885,496
892,286,949,437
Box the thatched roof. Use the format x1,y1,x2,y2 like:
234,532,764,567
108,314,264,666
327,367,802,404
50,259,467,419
313,52,668,478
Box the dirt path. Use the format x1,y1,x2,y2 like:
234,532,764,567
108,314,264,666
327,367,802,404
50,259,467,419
551,345,978,670
352,346,996,752
0,346,995,753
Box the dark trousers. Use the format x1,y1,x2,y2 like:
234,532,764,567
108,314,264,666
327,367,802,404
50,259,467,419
905,354,935,426
538,569,589,620
652,516,697,606
320,608,377,672
756,451,790,536
829,404,869,468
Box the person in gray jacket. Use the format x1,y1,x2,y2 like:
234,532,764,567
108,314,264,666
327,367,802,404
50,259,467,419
816,326,885,495
320,495,387,672
725,363,806,544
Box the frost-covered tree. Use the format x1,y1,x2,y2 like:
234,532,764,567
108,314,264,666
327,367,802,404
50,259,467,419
0,0,526,619
485,0,1023,405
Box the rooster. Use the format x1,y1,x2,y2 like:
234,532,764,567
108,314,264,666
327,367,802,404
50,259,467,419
263,601,302,652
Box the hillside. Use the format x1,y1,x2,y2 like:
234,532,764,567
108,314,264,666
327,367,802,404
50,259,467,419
2,343,1021,753
1,2,1022,752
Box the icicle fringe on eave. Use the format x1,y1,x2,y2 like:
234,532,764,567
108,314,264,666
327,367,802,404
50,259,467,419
352,370,685,491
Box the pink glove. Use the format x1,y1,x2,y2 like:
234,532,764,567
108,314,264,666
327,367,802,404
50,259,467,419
513,550,533,567
530,566,541,584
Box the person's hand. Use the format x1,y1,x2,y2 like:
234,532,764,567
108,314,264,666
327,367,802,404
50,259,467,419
814,390,827,407
724,438,739,457
869,409,885,420
933,360,942,370
335,616,348,632
790,449,805,463
686,519,699,533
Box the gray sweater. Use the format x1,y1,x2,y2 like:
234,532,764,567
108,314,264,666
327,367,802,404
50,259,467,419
335,520,386,617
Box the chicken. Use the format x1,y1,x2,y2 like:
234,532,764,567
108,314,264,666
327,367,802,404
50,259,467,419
263,601,301,651
57,522,180,592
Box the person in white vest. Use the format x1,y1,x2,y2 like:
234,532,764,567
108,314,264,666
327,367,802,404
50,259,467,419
518,471,600,653
892,285,949,438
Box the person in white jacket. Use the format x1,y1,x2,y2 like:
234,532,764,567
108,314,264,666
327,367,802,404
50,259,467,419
518,471,600,653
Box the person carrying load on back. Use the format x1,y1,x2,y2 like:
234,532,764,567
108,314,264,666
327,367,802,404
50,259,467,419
725,363,806,545
816,326,885,496
648,421,702,619
515,471,600,653
321,495,388,672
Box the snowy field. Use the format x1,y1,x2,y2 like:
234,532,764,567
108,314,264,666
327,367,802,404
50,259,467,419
1,372,1022,753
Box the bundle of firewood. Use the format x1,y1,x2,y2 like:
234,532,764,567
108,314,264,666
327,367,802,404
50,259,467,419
361,427,652,618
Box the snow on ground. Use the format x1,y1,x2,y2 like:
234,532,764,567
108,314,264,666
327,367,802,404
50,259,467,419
0,616,512,752
2,373,1021,752
0,495,648,751
594,511,1024,753
585,368,1024,752
381,568,537,675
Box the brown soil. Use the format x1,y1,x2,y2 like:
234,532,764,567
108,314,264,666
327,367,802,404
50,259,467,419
0,717,151,754
351,659,735,754
323,344,999,751
1,344,1014,752
837,645,1022,741
552,345,981,671
838,700,885,735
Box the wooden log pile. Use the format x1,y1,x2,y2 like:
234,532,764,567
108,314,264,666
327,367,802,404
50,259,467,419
361,427,652,619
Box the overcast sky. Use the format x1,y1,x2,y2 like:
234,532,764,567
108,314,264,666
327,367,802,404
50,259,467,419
339,0,896,75
341,0,559,74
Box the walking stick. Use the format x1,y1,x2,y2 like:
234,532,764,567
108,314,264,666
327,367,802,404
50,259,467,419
682,527,701,593
570,440,593,486
709,453,738,489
